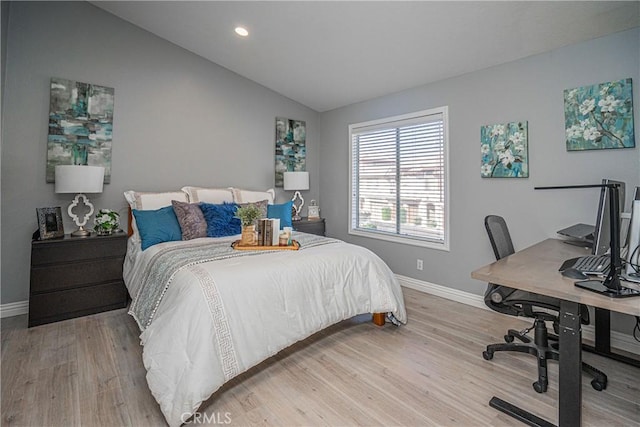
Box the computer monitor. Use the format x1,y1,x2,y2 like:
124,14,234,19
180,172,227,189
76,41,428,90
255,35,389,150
625,187,640,281
536,181,639,297
592,179,625,256
577,180,638,297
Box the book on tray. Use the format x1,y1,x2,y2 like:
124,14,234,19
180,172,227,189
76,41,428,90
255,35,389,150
257,218,281,246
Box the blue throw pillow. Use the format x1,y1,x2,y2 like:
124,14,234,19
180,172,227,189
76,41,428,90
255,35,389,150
267,201,293,229
132,206,182,250
199,202,241,237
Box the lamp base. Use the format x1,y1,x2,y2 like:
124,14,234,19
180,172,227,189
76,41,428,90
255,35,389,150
67,193,95,238
291,191,305,221
70,226,92,237
575,279,640,298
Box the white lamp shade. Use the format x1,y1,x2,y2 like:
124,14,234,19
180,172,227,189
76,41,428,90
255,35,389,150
55,165,105,193
283,171,309,191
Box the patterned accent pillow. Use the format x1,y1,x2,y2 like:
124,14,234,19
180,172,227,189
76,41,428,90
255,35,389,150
171,200,207,240
199,202,241,238
237,199,268,227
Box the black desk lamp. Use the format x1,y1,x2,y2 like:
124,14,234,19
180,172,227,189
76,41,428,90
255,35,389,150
535,183,640,298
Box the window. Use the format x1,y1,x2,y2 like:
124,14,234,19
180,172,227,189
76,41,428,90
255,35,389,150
349,107,449,250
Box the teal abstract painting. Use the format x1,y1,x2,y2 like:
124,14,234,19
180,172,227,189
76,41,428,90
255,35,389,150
47,78,114,183
275,117,306,187
564,78,635,151
481,121,528,178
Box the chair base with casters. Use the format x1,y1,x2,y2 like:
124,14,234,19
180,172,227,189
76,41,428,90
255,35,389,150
482,318,607,393
481,215,607,395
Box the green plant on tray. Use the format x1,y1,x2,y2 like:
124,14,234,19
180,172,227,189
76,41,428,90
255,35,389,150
234,204,262,227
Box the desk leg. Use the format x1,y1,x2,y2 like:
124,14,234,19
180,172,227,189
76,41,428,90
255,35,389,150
582,308,640,368
593,307,611,352
487,302,584,427
559,300,582,427
489,397,554,427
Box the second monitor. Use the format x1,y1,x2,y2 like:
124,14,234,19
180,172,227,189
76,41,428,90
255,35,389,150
592,179,625,256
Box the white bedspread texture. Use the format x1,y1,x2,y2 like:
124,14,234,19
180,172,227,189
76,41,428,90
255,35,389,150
124,235,406,426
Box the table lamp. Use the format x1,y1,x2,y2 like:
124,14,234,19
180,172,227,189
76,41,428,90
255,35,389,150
283,171,309,221
55,165,105,237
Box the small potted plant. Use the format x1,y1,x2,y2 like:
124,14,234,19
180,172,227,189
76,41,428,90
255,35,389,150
94,209,120,236
234,204,262,245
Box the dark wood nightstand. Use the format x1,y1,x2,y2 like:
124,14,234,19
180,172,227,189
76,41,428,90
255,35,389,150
29,233,128,327
292,217,325,236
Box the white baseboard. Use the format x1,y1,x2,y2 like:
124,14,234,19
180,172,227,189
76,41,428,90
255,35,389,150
396,274,640,356
398,274,488,311
3,276,639,354
0,300,28,318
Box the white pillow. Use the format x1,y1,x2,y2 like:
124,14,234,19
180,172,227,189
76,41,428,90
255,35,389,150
181,186,234,204
231,188,275,204
124,190,188,210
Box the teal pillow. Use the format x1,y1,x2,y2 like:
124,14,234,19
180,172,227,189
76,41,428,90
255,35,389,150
267,201,293,229
132,206,182,250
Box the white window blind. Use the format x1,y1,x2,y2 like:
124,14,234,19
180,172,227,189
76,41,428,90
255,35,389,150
349,107,449,249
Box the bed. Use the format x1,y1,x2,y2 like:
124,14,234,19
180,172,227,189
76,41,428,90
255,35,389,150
122,187,407,426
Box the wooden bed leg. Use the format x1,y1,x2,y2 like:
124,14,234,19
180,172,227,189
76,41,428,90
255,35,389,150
372,313,385,326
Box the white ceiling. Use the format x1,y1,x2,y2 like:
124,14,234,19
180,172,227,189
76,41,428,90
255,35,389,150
93,1,640,112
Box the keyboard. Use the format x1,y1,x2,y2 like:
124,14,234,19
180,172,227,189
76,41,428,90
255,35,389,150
571,255,611,275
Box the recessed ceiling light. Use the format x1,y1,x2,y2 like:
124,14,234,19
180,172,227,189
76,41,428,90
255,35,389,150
235,27,249,37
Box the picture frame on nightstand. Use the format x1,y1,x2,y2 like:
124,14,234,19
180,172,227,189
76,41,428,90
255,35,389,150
36,207,64,240
308,200,320,219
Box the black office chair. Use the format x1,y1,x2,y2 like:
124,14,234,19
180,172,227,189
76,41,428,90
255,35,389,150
481,215,607,393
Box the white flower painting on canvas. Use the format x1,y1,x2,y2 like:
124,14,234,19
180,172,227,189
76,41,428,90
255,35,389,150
481,121,529,178
564,79,635,151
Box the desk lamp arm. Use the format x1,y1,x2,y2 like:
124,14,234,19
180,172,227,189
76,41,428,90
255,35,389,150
535,183,622,292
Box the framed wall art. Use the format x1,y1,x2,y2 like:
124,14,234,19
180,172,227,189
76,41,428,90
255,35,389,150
564,78,634,151
47,77,114,183
481,121,529,178
275,117,306,187
36,207,64,240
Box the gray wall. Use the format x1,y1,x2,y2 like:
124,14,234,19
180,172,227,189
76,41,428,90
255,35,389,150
1,1,9,266
1,1,9,111
319,28,639,326
1,1,319,304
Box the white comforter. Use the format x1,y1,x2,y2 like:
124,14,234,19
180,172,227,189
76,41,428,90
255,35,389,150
123,233,406,426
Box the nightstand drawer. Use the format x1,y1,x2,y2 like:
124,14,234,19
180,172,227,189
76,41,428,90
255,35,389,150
29,233,128,327
293,217,325,236
29,280,127,327
30,257,125,293
31,235,126,266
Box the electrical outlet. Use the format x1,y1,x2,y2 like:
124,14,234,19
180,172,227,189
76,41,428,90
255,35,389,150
416,259,423,271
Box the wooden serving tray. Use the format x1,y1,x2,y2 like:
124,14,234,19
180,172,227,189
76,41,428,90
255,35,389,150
231,240,300,251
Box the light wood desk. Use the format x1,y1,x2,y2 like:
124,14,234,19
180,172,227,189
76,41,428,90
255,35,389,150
472,239,640,427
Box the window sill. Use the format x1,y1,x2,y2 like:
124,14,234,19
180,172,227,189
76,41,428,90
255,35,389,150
348,228,449,251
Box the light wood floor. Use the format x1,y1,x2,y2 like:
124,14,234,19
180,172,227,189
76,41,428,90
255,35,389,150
2,287,639,426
